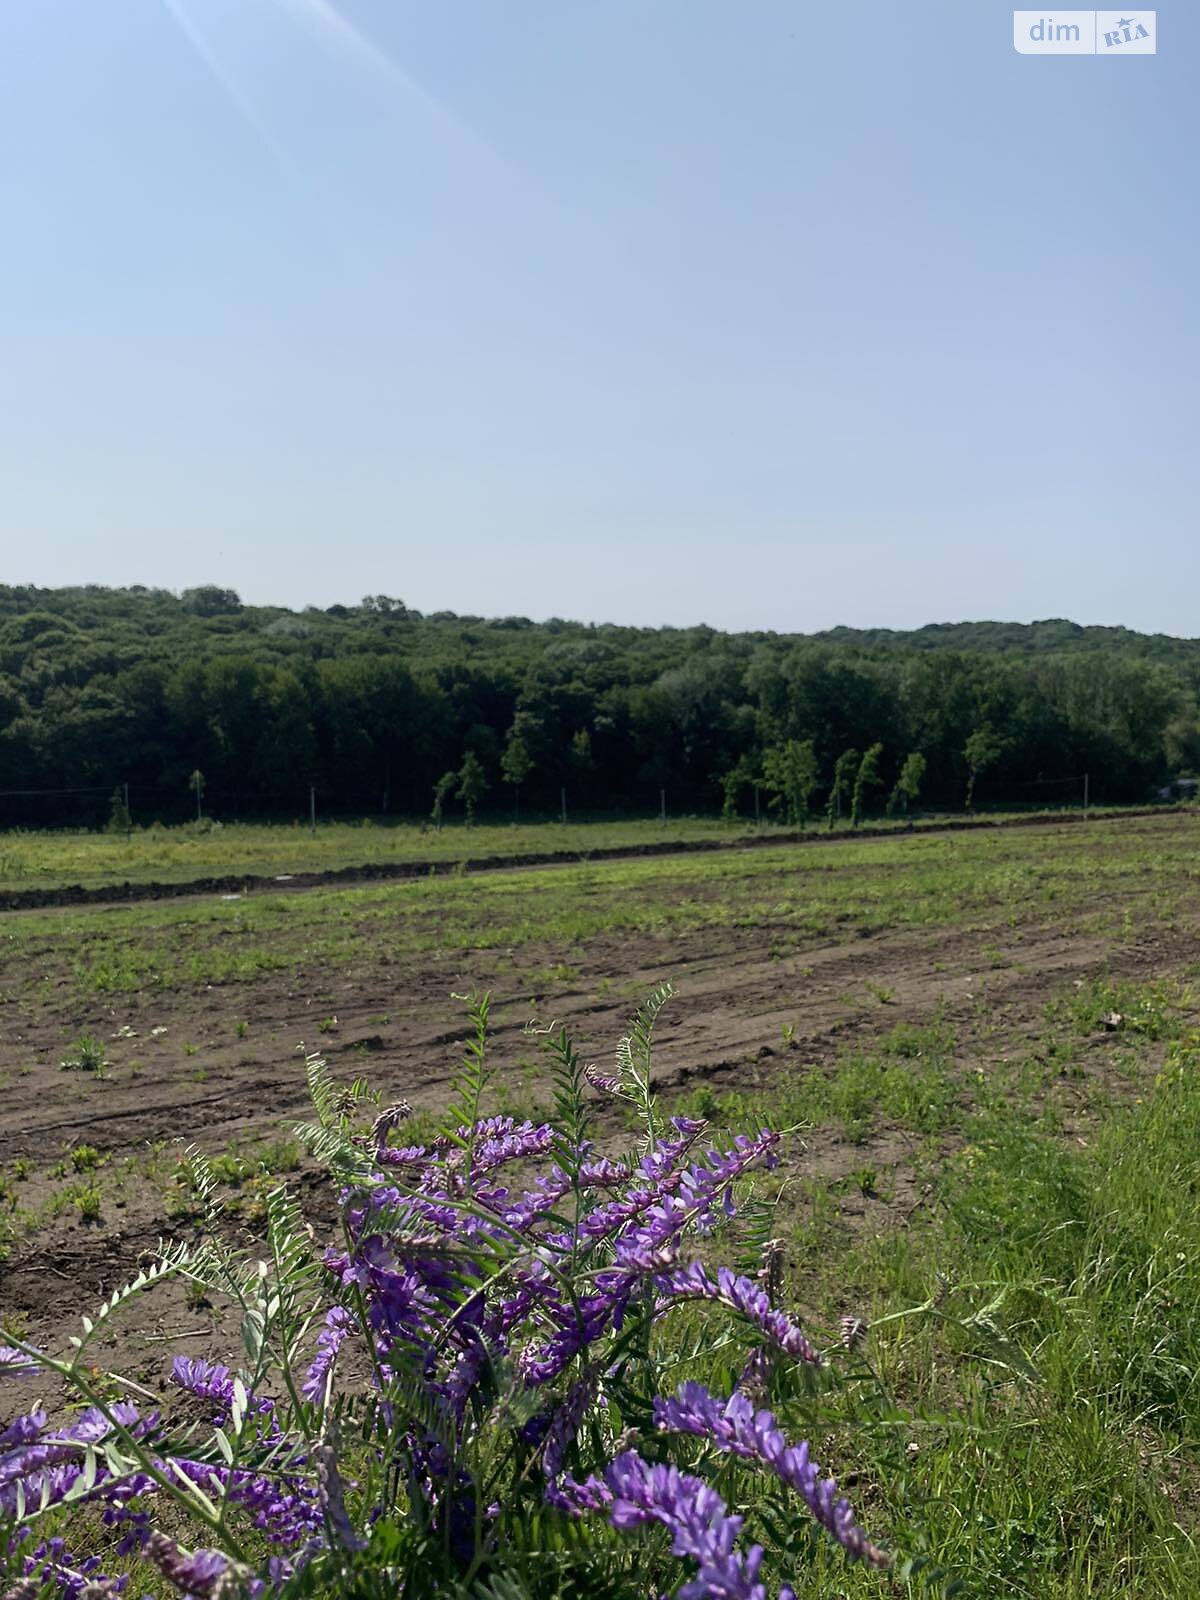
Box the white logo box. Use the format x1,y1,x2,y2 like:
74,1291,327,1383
1013,11,1156,54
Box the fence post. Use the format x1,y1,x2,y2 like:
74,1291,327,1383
660,787,666,823
560,786,567,826
1083,772,1089,816
310,784,316,836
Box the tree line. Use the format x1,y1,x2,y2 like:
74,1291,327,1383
0,585,1197,826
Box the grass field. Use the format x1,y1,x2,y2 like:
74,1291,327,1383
0,814,753,889
3,810,1200,1594
0,802,1146,893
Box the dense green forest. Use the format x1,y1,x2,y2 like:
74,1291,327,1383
1,584,1197,825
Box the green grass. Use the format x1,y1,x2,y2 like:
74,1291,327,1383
0,805,1150,893
4,814,1194,1006
1051,975,1185,1041
684,1015,961,1144
58,1033,109,1072
660,978,1200,1597
0,815,787,891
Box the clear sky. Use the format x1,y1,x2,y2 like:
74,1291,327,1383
0,1,1194,632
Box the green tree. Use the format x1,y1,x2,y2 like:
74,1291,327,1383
431,770,457,830
826,748,860,831
188,769,205,822
887,751,926,816
850,742,884,828
762,739,819,825
105,786,131,835
965,723,1003,810
720,756,757,821
500,731,533,818
181,585,240,616
569,729,594,775
5,584,1200,825
457,750,489,825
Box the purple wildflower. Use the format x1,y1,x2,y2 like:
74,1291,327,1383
167,1460,321,1547
105,1505,152,1558
502,1120,714,1251
519,1287,635,1387
1,1383,315,1554
0,1403,146,1518
474,1121,555,1173
679,1131,781,1234
373,1143,431,1169
170,1358,273,1421
669,1115,710,1139
12,1534,118,1600
493,1274,554,1338
0,1410,47,1450
500,1156,630,1233
442,1332,499,1420
654,1264,822,1368
511,1130,785,1388
301,1306,357,1404
541,1375,597,1486
332,1231,450,1356
569,1129,778,1261
654,1382,888,1568
0,1014,879,1599
143,1532,232,1598
47,1403,142,1447
556,1450,782,1600
0,1347,38,1378
584,1064,625,1096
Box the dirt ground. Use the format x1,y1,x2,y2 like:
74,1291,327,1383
1,816,1195,1376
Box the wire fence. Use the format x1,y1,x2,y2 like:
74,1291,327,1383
0,770,1122,834
0,780,651,830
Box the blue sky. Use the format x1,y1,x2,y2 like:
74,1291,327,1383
0,1,1193,632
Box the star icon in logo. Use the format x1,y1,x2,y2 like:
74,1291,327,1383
1115,16,1136,26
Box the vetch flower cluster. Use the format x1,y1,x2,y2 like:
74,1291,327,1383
655,1382,889,1568
0,991,890,1599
